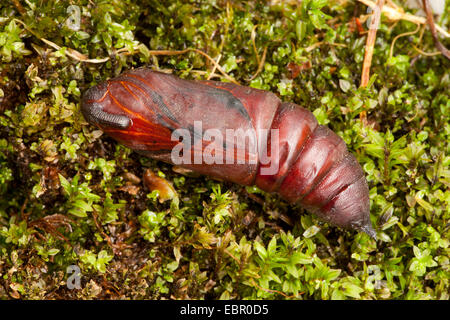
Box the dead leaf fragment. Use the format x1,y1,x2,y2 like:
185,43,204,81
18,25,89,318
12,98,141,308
143,169,177,203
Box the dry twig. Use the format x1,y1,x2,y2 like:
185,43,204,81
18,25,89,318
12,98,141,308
361,0,385,88
359,0,385,124
146,49,239,84
358,0,450,38
389,23,421,58
247,46,268,81
207,54,222,80
421,0,450,60
13,18,239,82
13,19,109,63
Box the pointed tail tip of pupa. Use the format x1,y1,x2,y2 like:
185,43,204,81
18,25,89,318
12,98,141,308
360,222,377,241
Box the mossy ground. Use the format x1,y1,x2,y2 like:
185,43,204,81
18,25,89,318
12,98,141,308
0,0,449,299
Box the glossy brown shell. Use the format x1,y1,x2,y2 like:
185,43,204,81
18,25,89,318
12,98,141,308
81,68,376,238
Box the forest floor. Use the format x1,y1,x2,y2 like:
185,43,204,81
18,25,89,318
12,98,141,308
0,0,448,299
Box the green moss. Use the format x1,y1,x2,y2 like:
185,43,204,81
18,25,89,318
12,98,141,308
0,0,449,300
